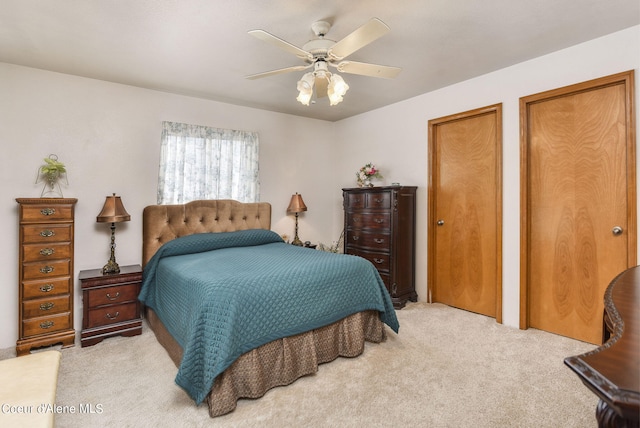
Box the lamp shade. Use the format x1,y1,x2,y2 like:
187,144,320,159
287,193,307,214
96,193,131,223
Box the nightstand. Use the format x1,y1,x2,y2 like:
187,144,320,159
78,264,142,347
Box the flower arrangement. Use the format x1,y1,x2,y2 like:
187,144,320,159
356,163,383,187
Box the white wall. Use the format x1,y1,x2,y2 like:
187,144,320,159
0,64,338,349
0,25,637,349
335,25,640,328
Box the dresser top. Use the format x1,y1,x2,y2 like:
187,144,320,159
342,185,417,192
16,197,78,204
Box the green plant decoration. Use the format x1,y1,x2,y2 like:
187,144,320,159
36,154,68,197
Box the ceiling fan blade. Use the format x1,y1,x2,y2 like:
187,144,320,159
337,61,401,79
328,18,390,60
248,30,313,61
245,65,310,80
315,75,328,98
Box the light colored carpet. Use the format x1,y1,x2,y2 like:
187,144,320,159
0,303,597,427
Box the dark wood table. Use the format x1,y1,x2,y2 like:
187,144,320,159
564,266,640,427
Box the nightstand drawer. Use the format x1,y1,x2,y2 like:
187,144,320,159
86,283,140,308
23,313,72,337
20,204,74,223
23,277,71,299
23,295,70,318
22,259,70,280
22,242,72,262
87,302,139,328
22,224,72,244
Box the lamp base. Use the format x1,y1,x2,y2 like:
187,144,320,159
102,259,120,275
291,236,303,246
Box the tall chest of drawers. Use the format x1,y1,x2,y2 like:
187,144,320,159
16,198,77,355
343,186,417,308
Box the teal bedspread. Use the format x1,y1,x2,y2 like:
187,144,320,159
138,229,399,404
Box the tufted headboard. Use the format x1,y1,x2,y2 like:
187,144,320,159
142,199,272,267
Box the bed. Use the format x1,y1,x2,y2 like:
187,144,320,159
139,199,399,417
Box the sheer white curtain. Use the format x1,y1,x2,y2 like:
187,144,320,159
157,121,260,204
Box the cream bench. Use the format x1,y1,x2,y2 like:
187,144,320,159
0,350,61,428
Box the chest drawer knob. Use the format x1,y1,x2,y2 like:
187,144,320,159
106,292,120,301
40,321,54,329
39,302,55,311
374,238,385,244
39,284,55,292
39,266,54,274
40,229,55,238
373,258,384,264
374,218,384,224
351,235,360,241
105,311,120,320
39,248,55,256
40,208,56,216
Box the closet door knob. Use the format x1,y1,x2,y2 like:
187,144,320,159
612,226,623,236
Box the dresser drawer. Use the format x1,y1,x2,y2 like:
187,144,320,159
86,283,140,309
23,295,70,318
345,192,366,209
366,191,392,209
23,277,71,299
20,204,74,223
22,312,72,338
347,248,390,272
87,302,139,328
22,242,72,263
347,212,391,230
22,259,70,280
21,224,72,244
345,230,391,251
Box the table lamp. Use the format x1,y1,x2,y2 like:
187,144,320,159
287,193,307,246
96,193,130,274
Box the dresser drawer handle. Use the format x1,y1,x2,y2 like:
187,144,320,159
374,198,384,203
39,302,55,311
373,258,384,264
374,218,384,224
39,248,55,256
40,321,54,329
374,238,385,244
106,292,120,301
39,284,55,292
351,236,359,241
40,266,54,274
105,312,120,320
40,229,55,238
40,208,56,216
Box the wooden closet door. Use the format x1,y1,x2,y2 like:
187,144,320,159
428,104,502,321
520,71,636,344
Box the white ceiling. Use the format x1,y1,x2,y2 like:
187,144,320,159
1,1,638,122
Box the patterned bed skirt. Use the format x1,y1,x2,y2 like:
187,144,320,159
145,308,386,417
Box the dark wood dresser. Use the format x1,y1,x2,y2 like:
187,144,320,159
343,186,417,308
16,198,77,355
564,266,639,427
79,264,143,347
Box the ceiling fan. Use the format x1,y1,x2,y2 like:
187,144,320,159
246,18,401,106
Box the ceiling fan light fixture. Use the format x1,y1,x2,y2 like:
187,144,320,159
296,72,315,105
327,73,349,106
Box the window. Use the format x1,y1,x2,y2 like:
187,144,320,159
157,121,259,204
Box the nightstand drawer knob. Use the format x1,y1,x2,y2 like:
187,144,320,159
373,258,384,264
40,229,55,238
39,302,55,311
351,235,359,241
39,284,55,292
40,321,54,329
374,238,385,244
106,291,120,301
40,208,56,216
105,312,120,320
